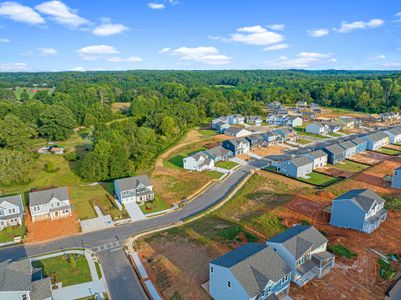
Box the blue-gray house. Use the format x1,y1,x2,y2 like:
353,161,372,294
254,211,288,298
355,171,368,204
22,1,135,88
351,137,368,154
322,144,346,164
330,189,387,234
209,243,292,300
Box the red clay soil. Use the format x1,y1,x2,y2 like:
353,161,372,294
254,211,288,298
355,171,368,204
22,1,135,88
25,210,79,243
316,167,354,178
348,153,380,166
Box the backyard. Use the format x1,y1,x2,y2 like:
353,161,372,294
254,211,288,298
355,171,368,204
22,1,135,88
375,147,401,156
32,254,92,287
298,171,342,186
333,160,370,173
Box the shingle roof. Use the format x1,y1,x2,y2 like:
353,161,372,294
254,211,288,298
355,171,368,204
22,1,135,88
290,156,312,167
302,150,327,160
323,144,345,155
29,187,69,207
351,137,367,146
31,278,52,300
269,225,328,260
334,189,385,213
385,127,401,136
114,175,152,192
0,259,31,292
0,195,23,209
363,131,388,142
339,141,357,150
225,137,249,147
204,146,232,158
211,243,291,298
225,127,247,136
266,154,292,162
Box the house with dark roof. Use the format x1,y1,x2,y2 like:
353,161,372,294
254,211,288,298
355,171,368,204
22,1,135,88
322,144,346,164
267,225,335,287
183,152,214,172
215,121,230,133
114,176,154,205
224,127,251,138
301,150,328,169
209,243,292,300
338,141,357,158
260,132,282,145
29,187,72,222
272,128,297,142
384,127,401,144
362,131,390,150
0,258,52,300
330,189,387,234
246,134,267,149
0,195,24,231
351,137,368,153
212,117,228,129
277,156,313,178
222,138,250,156
203,146,233,162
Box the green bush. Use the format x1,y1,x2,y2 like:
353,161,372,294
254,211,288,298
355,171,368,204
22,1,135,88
45,161,59,173
328,244,357,259
64,152,78,161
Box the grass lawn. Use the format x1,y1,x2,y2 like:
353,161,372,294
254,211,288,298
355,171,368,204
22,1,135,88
328,132,343,137
378,258,396,280
14,87,51,100
263,166,277,172
215,160,239,170
334,160,370,173
328,244,357,259
296,138,312,145
0,225,26,243
206,170,224,179
164,146,207,169
198,129,216,137
376,147,401,155
294,127,328,139
140,195,170,214
298,172,341,186
32,254,92,287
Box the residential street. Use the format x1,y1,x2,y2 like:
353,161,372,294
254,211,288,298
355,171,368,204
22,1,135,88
0,164,255,300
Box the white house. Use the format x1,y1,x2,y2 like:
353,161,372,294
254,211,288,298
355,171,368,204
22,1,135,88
212,117,228,129
114,176,154,205
0,195,24,231
287,116,303,127
384,127,401,144
224,127,251,137
301,150,328,169
227,114,245,125
29,187,72,222
392,166,401,189
306,123,329,135
245,116,263,126
183,152,215,172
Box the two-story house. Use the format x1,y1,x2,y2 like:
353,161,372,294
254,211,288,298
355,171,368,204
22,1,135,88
183,152,215,172
287,116,303,127
209,243,292,300
362,132,390,151
384,127,401,144
301,150,328,169
277,156,313,178
266,114,288,126
392,166,401,189
260,132,283,145
29,187,72,222
212,117,228,130
203,146,233,162
267,225,335,287
351,137,368,153
322,144,346,164
330,189,387,234
306,123,329,136
114,175,154,205
0,195,24,231
246,116,263,126
272,128,297,142
245,134,267,149
338,141,357,158
215,121,230,133
296,101,308,110
224,127,251,138
0,258,52,300
222,138,250,156
227,114,245,125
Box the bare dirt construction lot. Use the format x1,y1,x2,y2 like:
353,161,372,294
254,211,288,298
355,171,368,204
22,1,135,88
349,153,381,165
316,166,353,178
25,210,79,243
251,144,286,156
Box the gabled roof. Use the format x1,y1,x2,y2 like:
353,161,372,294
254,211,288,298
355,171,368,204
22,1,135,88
31,278,52,300
225,127,248,136
339,141,357,150
269,225,328,260
29,187,69,207
225,137,250,147
351,137,367,146
308,122,326,129
211,243,291,298
273,128,294,136
302,150,327,160
204,146,232,158
0,195,23,208
190,152,209,161
114,175,152,192
323,144,345,155
266,154,292,162
334,189,385,213
363,131,388,142
0,259,31,292
290,156,312,167
385,127,401,136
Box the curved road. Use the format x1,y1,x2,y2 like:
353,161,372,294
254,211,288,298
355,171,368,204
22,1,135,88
0,163,260,299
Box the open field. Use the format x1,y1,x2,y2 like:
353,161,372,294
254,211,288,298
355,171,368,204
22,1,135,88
296,138,312,145
111,102,131,113
32,254,92,287
13,87,52,100
250,144,286,156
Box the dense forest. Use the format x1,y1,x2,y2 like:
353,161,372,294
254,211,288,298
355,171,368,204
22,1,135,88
0,70,401,185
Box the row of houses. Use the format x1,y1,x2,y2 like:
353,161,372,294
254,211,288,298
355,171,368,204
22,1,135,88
184,128,297,172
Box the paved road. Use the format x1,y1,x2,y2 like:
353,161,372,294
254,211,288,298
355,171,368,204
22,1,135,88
0,164,255,299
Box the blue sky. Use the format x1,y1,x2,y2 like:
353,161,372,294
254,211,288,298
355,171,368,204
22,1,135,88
0,0,400,71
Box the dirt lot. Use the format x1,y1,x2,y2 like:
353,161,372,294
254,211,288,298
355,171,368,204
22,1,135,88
25,210,79,243
111,102,130,113
316,166,354,178
349,153,381,165
251,144,286,156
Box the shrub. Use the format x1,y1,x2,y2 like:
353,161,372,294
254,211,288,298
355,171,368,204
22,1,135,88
64,152,78,161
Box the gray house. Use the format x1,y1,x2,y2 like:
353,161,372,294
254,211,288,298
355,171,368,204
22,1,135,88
246,134,267,149
362,132,390,151
0,258,52,300
392,166,401,189
322,144,346,164
0,195,24,231
351,137,368,153
114,175,154,205
301,150,328,169
215,121,230,133
224,127,250,138
267,225,335,287
277,156,313,178
222,138,250,156
209,243,292,300
338,141,357,158
384,127,401,144
272,128,297,142
204,146,233,162
330,189,387,234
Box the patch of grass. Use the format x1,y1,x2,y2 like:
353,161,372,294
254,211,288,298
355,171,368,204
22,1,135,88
245,212,287,238
298,172,341,186
384,196,401,212
378,258,396,280
140,195,170,214
328,244,357,260
328,132,342,137
217,225,258,242
297,138,312,145
294,127,328,139
215,160,239,170
198,129,216,137
0,224,26,243
32,254,92,287
95,261,102,279
14,87,51,100
334,160,369,173
164,147,207,169
376,147,401,156
206,170,224,179
263,166,277,172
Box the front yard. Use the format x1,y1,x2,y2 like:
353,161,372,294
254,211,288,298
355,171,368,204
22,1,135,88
298,172,342,186
0,224,26,243
140,195,171,214
32,254,92,287
214,160,239,170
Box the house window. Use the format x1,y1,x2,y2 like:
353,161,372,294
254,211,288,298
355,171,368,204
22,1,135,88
227,280,231,288
210,266,214,273
22,295,27,300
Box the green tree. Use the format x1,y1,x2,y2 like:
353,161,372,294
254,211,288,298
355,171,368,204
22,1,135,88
0,115,37,149
0,149,34,185
38,105,76,140
19,90,30,102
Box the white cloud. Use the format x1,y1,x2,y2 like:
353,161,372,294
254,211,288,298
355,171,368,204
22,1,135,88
266,24,285,31
162,46,231,65
263,43,288,51
0,62,27,71
382,62,401,68
92,22,129,36
37,47,57,56
35,0,89,28
374,54,386,60
148,3,165,9
335,18,384,33
71,66,85,71
0,2,45,25
230,25,284,45
394,12,401,22
0,38,10,42
265,52,335,69
308,28,330,37
106,56,143,63
77,44,119,60
159,47,171,53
